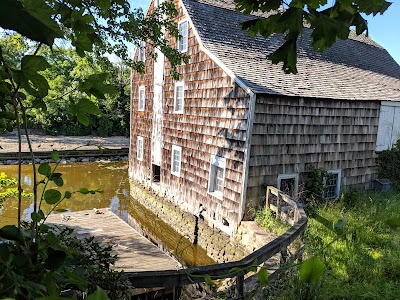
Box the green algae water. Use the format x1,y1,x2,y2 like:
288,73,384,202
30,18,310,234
0,161,214,266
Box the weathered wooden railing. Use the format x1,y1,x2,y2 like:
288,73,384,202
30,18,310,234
126,186,307,299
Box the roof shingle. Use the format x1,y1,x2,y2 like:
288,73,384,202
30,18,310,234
183,0,400,101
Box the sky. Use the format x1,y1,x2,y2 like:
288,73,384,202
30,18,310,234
129,0,400,64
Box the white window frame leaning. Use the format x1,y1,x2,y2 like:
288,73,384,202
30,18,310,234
277,173,299,197
323,169,341,199
138,86,145,111
138,40,145,62
171,145,182,177
173,81,184,114
177,19,188,53
208,155,226,198
137,136,144,161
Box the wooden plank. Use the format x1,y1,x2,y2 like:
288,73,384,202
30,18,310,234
46,209,180,272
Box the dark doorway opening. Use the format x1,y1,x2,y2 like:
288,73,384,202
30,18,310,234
152,164,161,182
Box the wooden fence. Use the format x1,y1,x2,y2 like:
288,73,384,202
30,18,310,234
126,186,307,299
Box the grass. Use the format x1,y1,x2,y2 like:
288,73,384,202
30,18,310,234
257,190,400,300
254,208,290,236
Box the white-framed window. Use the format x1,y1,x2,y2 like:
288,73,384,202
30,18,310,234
138,86,145,111
171,145,182,176
138,40,145,62
137,136,144,161
178,19,188,52
173,82,184,113
323,169,341,199
208,155,225,197
277,173,299,197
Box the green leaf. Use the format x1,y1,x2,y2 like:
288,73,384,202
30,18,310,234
21,55,50,73
84,287,110,300
31,210,45,222
204,274,213,286
0,244,10,261
55,208,68,213
49,173,64,187
229,267,242,274
96,0,112,13
44,189,62,204
0,225,23,242
51,150,59,162
85,287,109,300
299,257,326,283
257,267,269,285
65,267,89,290
0,0,63,46
0,111,17,120
38,163,51,177
79,188,89,194
65,191,72,199
45,248,67,270
69,98,100,126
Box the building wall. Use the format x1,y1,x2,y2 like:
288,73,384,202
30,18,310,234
129,0,251,233
246,96,380,205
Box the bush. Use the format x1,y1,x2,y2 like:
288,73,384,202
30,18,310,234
377,140,400,189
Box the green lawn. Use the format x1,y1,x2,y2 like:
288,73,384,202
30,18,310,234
260,191,400,300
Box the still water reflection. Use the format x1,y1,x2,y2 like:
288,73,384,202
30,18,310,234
0,161,214,266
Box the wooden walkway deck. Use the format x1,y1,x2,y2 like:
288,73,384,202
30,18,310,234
46,209,180,272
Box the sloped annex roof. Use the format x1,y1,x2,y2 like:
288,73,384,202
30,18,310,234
182,0,400,101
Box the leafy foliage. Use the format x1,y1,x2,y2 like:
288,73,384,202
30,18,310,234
377,139,400,189
0,172,32,205
235,0,392,73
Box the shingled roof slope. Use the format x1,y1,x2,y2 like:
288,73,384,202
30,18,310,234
182,0,400,101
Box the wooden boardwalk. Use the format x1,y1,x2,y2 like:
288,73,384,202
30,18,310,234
46,209,180,272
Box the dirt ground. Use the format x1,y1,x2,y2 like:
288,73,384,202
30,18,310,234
0,131,130,153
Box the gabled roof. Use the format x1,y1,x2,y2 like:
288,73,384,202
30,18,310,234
182,0,400,101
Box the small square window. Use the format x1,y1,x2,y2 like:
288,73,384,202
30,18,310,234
137,136,144,161
209,155,225,197
138,41,145,62
323,170,341,199
174,82,184,113
171,145,182,176
277,174,299,197
138,86,145,111
178,20,188,52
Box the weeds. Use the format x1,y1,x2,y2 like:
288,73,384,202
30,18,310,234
265,191,400,300
254,208,290,236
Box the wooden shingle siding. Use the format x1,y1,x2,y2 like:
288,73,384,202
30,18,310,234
246,96,380,205
129,0,251,232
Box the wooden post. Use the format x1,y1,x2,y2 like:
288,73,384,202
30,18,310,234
276,192,281,220
294,206,299,223
235,274,244,300
266,187,270,210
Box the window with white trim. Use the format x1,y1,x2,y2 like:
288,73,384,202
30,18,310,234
173,82,184,113
277,173,299,197
208,155,225,196
178,20,188,52
137,136,144,161
323,170,341,199
138,40,145,62
138,86,145,111
171,145,182,176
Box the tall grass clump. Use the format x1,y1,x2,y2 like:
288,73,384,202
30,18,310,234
254,208,290,236
264,190,400,300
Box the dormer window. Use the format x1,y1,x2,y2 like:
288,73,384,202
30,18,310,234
178,20,188,52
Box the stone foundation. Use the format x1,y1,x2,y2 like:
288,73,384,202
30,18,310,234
129,181,247,263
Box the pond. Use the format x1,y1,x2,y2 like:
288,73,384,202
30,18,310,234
0,161,214,267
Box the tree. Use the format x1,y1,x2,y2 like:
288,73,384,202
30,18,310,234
0,1,187,298
234,0,393,74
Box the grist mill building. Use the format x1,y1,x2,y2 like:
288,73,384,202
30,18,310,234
129,0,400,234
